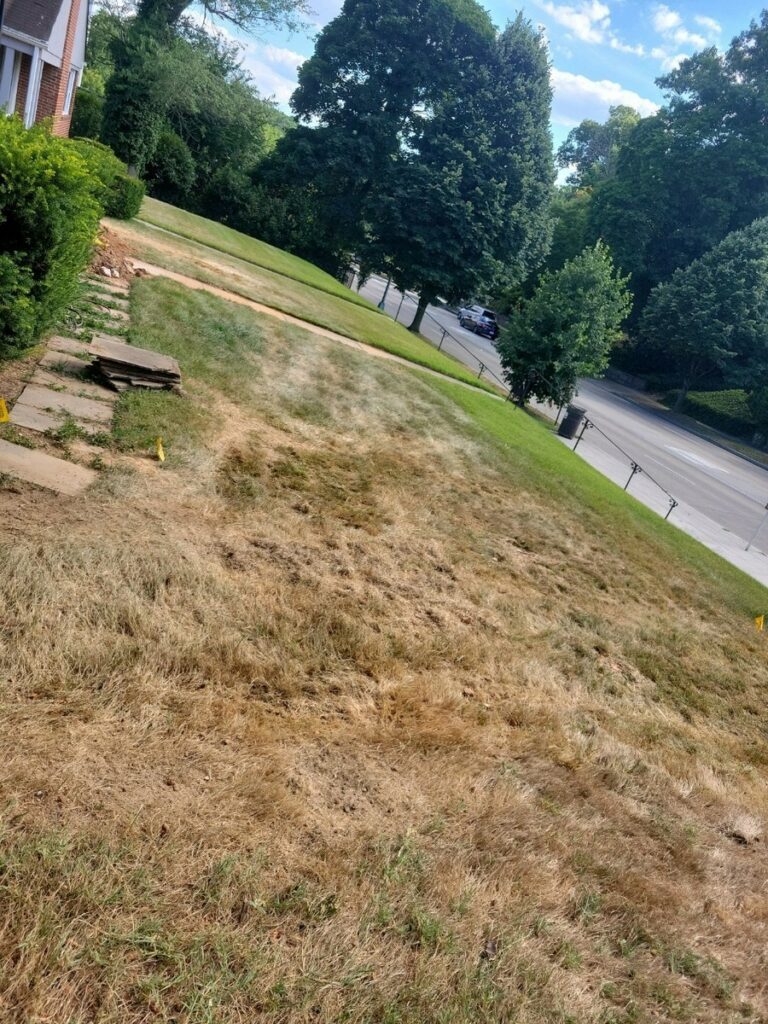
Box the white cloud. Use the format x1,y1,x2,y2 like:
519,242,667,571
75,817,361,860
551,68,659,126
537,0,646,58
694,14,722,37
262,45,306,70
538,0,611,44
610,37,645,55
651,4,711,68
651,48,688,70
242,58,298,104
670,26,706,47
653,5,682,32
239,44,308,105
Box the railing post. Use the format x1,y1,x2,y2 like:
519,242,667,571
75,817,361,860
477,363,485,380
624,461,641,491
573,418,591,451
438,328,447,351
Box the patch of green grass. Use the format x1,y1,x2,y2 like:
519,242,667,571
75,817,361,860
112,278,265,455
423,376,768,616
110,215,499,395
139,196,374,310
0,423,37,448
45,414,92,444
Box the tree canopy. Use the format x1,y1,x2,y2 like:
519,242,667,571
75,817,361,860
497,243,630,406
556,105,640,187
88,5,290,223
136,0,307,31
641,218,768,403
590,12,768,310
254,2,553,328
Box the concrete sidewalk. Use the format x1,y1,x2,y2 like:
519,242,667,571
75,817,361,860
552,415,768,588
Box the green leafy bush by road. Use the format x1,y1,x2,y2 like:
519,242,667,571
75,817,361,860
0,118,101,359
68,137,145,219
669,389,756,438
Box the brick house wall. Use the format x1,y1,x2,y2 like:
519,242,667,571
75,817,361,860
48,0,84,136
36,62,59,121
14,53,29,116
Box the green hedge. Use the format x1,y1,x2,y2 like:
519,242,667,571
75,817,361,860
674,389,756,438
0,118,101,359
68,137,145,220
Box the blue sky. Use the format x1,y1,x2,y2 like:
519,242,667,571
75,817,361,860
225,0,763,150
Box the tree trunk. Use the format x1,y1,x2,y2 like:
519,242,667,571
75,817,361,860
673,377,690,411
408,291,432,334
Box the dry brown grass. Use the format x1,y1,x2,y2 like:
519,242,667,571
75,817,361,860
0,276,766,1023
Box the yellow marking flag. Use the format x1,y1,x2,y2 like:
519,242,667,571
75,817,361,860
0,398,8,424
156,437,165,463
756,614,765,633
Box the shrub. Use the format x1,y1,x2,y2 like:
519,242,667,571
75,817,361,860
671,389,756,438
145,129,196,205
68,137,145,219
70,87,104,140
109,172,146,219
0,117,100,358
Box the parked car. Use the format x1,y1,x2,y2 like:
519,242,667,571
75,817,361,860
457,305,499,340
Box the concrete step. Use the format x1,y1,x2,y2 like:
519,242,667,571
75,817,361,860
47,335,91,357
31,368,117,404
10,403,107,437
16,384,113,424
39,351,92,375
93,305,130,321
0,439,96,495
88,275,129,293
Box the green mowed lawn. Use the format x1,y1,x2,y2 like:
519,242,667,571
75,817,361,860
110,213,500,395
139,197,375,310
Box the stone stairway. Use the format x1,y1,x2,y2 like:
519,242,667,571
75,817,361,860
0,276,131,495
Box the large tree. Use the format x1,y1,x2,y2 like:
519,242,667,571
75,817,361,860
640,218,768,406
99,7,288,214
373,14,554,331
255,2,553,331
497,243,630,406
556,105,640,187
590,11,768,311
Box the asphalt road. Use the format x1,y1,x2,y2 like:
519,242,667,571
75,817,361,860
356,274,768,551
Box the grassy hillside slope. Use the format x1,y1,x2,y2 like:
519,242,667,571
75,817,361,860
0,268,766,1023
108,208,499,395
139,197,376,310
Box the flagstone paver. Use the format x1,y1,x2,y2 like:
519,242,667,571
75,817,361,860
39,350,92,375
47,335,91,356
31,368,117,403
16,384,113,424
0,439,96,495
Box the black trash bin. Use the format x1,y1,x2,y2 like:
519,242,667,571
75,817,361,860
558,405,587,440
